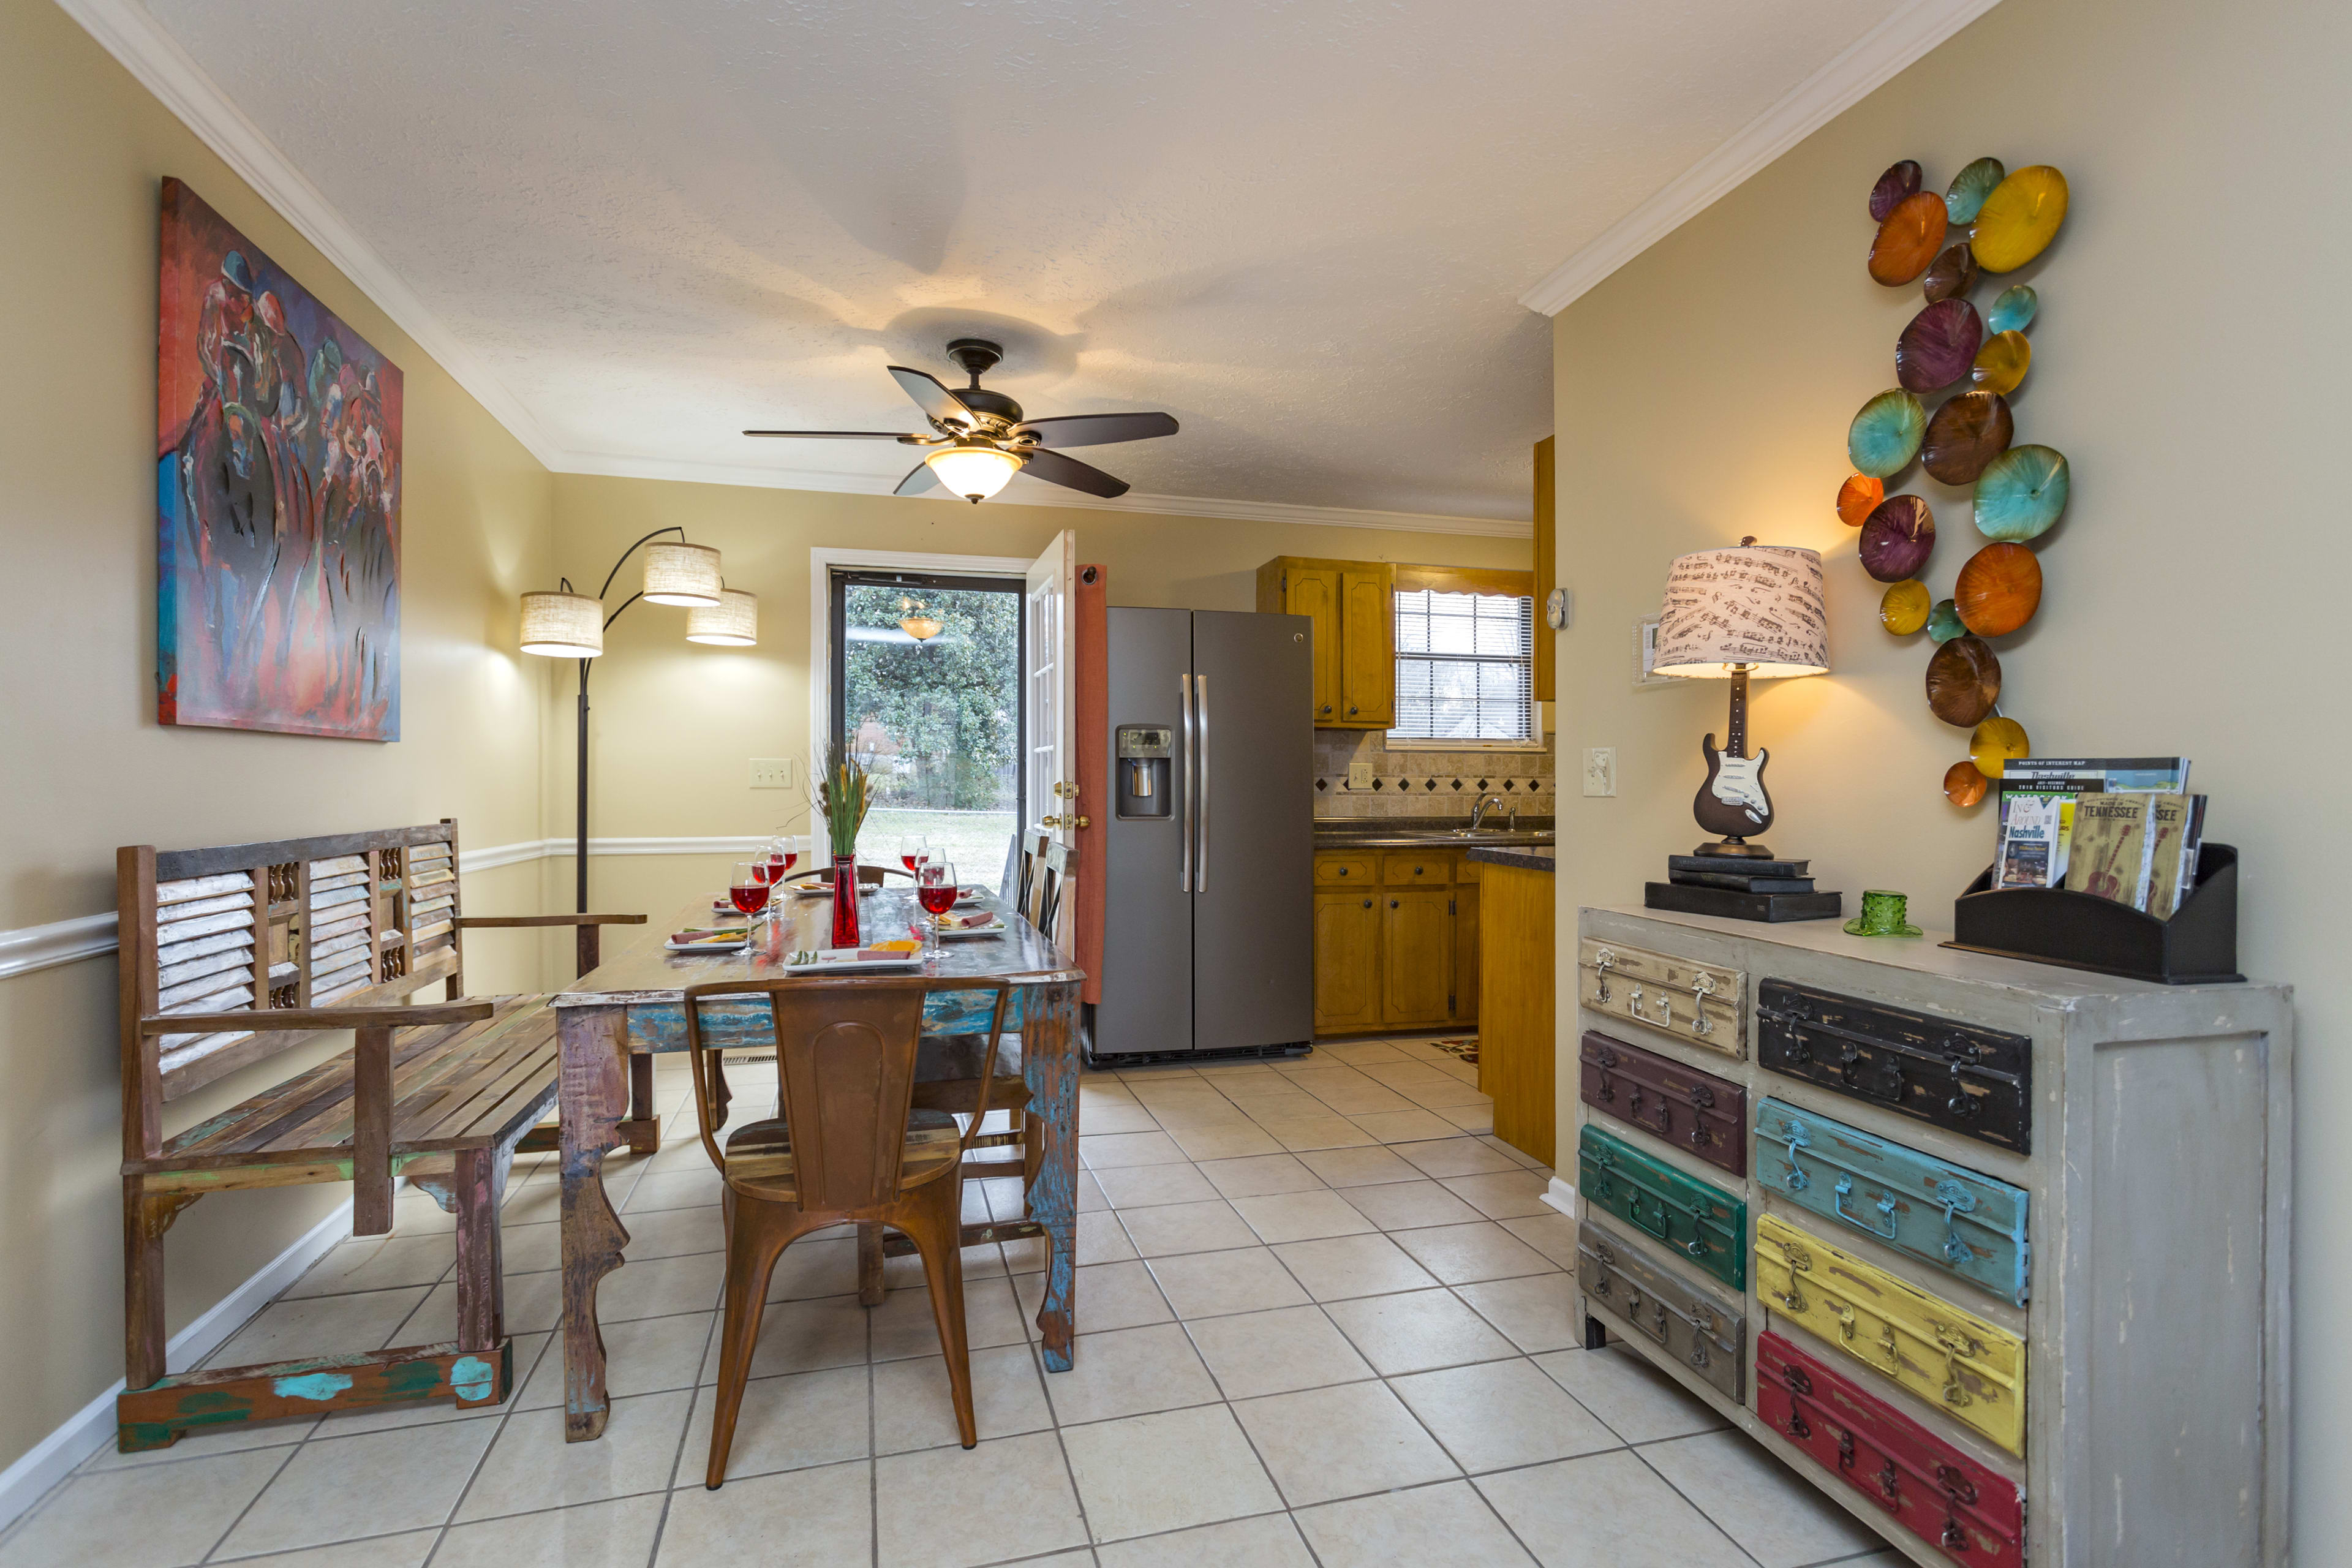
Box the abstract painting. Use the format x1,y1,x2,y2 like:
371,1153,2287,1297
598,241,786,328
157,178,402,739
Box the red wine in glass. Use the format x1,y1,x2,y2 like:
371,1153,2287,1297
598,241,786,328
918,881,959,916
771,850,797,876
750,859,780,885
731,881,771,916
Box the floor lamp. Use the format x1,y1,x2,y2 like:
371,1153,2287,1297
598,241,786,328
519,527,759,934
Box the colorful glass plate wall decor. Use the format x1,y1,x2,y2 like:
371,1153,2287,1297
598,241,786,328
1896,298,1985,393
1973,445,2070,541
1955,543,2043,637
1943,157,2007,225
1860,496,1936,581
1926,636,2002,727
1838,473,1885,526
1921,391,2014,485
1869,191,1949,285
1970,166,2070,272
1848,389,1926,477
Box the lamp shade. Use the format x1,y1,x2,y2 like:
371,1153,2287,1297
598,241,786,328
641,541,723,606
1653,544,1830,679
685,587,758,646
519,591,603,657
924,443,1022,502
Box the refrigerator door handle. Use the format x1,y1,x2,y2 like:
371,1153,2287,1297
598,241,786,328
1195,674,1209,893
1179,673,1196,892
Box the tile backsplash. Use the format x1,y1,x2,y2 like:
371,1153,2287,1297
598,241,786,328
1313,729,1555,819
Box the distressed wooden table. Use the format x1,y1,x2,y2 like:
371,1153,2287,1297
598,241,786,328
550,887,1085,1442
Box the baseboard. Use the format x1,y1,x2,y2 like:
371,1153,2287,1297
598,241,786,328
1543,1176,1576,1216
0,1197,353,1529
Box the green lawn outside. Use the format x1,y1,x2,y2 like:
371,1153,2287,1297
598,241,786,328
855,807,1021,894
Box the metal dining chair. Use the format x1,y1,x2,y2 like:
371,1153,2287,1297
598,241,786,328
683,973,1013,1485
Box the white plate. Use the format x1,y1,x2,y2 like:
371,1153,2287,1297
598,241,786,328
930,919,1006,940
667,937,748,954
782,948,923,973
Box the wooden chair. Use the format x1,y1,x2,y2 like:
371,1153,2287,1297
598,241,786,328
685,974,1013,1485
115,823,644,1451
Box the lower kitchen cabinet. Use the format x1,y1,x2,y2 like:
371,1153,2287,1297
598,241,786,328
1311,889,1382,1033
1312,848,1480,1036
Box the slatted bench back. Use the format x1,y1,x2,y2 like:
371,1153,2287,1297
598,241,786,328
118,820,475,1144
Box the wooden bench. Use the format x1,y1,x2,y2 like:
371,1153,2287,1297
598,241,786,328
115,820,643,1451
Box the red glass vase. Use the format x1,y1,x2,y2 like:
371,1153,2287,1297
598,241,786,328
829,854,861,948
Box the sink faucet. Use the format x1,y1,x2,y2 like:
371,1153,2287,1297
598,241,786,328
1469,794,1507,830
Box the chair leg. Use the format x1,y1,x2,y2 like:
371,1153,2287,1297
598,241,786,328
706,1198,801,1489
906,1178,977,1448
858,1221,887,1306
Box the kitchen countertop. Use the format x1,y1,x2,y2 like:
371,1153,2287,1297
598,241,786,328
1464,844,1555,873
1313,819,1555,851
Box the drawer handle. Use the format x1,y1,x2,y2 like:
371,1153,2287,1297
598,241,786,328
1935,1180,1979,1265
1689,972,1716,1036
1942,1515,1970,1551
1875,1460,1904,1509
1591,949,1616,1005
1629,1194,1673,1244
1779,1120,1812,1191
1935,1463,1978,1506
1833,1175,1900,1240
1337,867,1348,876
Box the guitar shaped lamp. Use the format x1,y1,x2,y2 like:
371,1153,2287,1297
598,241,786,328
1651,539,1830,858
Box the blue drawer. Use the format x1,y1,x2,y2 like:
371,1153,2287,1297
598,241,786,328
1754,1097,2030,1306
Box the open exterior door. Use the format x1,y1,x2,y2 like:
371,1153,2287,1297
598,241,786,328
1025,531,1079,951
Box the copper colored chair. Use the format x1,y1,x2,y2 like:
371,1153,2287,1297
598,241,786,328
684,974,1012,1488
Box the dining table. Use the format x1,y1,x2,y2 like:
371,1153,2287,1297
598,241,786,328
548,880,1086,1442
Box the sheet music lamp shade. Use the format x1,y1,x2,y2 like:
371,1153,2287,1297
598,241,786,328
519,591,603,658
641,541,724,606
685,587,759,646
1653,544,1830,679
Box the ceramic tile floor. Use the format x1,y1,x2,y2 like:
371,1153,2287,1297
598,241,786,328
4,1036,1908,1568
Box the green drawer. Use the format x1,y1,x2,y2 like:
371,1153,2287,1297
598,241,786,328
1578,1123,1746,1291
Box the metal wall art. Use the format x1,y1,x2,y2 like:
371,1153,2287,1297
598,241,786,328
1841,156,2071,799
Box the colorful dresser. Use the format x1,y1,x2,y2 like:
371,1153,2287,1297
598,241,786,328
1567,905,2291,1567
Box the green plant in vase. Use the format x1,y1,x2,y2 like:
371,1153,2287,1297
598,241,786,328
816,743,875,947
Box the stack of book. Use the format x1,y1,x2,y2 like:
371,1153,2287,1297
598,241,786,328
1645,855,1844,922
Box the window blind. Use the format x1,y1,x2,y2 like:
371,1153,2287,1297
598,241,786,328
1389,588,1535,742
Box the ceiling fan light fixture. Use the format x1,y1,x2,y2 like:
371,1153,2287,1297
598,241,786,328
924,442,1023,503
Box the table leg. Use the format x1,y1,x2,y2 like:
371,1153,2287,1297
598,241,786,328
1023,980,1081,1371
558,1003,633,1442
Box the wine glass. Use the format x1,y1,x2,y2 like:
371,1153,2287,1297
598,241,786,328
729,862,772,921
916,859,957,967
899,834,930,876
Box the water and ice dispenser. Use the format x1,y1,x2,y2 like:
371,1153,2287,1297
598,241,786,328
1115,725,1174,819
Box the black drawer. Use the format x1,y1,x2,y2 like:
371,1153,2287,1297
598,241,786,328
1755,980,2032,1154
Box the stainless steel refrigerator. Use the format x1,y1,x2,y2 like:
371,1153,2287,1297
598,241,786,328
1095,608,1314,1060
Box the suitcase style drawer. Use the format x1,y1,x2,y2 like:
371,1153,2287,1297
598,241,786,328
1756,980,2032,1154
1755,1214,2026,1456
1314,855,1376,886
1578,1124,1746,1291
1580,1031,1748,1177
1757,1332,2024,1567
1578,1218,1745,1401
1757,1098,2030,1306
1381,854,1451,886
1577,938,1743,1058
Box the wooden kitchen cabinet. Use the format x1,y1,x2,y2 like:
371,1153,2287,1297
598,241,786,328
1256,557,1393,728
1312,848,1483,1036
1311,889,1382,1033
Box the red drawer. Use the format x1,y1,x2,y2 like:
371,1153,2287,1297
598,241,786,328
1578,1030,1747,1177
1755,1331,2022,1566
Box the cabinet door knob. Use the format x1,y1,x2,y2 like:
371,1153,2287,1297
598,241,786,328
1390,899,1399,908
1337,867,1349,876
1362,899,1373,909
1348,707,1359,715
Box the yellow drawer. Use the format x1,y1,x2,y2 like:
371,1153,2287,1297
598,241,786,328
1577,937,1743,1058
1755,1213,2026,1457
1314,854,1376,886
1382,854,1452,887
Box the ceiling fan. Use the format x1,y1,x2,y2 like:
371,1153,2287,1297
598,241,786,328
744,338,1178,503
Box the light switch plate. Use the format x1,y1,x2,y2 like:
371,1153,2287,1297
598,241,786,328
1581,747,1616,797
1347,760,1376,791
750,758,795,790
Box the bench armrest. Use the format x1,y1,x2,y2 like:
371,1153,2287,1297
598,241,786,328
140,1001,496,1035
453,914,647,929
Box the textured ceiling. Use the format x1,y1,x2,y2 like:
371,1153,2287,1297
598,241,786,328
143,0,1902,521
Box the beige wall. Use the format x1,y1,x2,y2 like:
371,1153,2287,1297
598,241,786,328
1545,0,2350,1545
550,473,1531,922
0,0,557,1472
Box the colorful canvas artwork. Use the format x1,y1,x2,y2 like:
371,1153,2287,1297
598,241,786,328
157,178,402,739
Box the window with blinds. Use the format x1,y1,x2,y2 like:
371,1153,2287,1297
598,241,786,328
1389,587,1536,743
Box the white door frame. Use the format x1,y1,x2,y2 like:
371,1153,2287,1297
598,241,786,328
807,546,1034,843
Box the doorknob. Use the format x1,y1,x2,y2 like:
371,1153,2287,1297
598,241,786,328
1041,814,1091,831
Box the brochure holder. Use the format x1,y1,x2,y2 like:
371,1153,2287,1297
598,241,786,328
1942,843,2243,986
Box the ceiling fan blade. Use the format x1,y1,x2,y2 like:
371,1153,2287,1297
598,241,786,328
888,366,976,428
893,459,941,497
1019,446,1130,499
742,429,919,440
1014,412,1178,448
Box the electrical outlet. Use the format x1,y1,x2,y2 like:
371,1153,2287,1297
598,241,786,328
1582,747,1616,797
750,758,795,790
1347,760,1376,791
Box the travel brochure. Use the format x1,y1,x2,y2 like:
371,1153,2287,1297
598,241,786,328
1991,756,2206,916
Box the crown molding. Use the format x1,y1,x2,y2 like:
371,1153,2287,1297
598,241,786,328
1518,0,2007,317
557,448,1529,537
55,0,564,468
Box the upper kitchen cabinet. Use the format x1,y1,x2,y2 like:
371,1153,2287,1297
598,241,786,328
1255,557,1395,728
